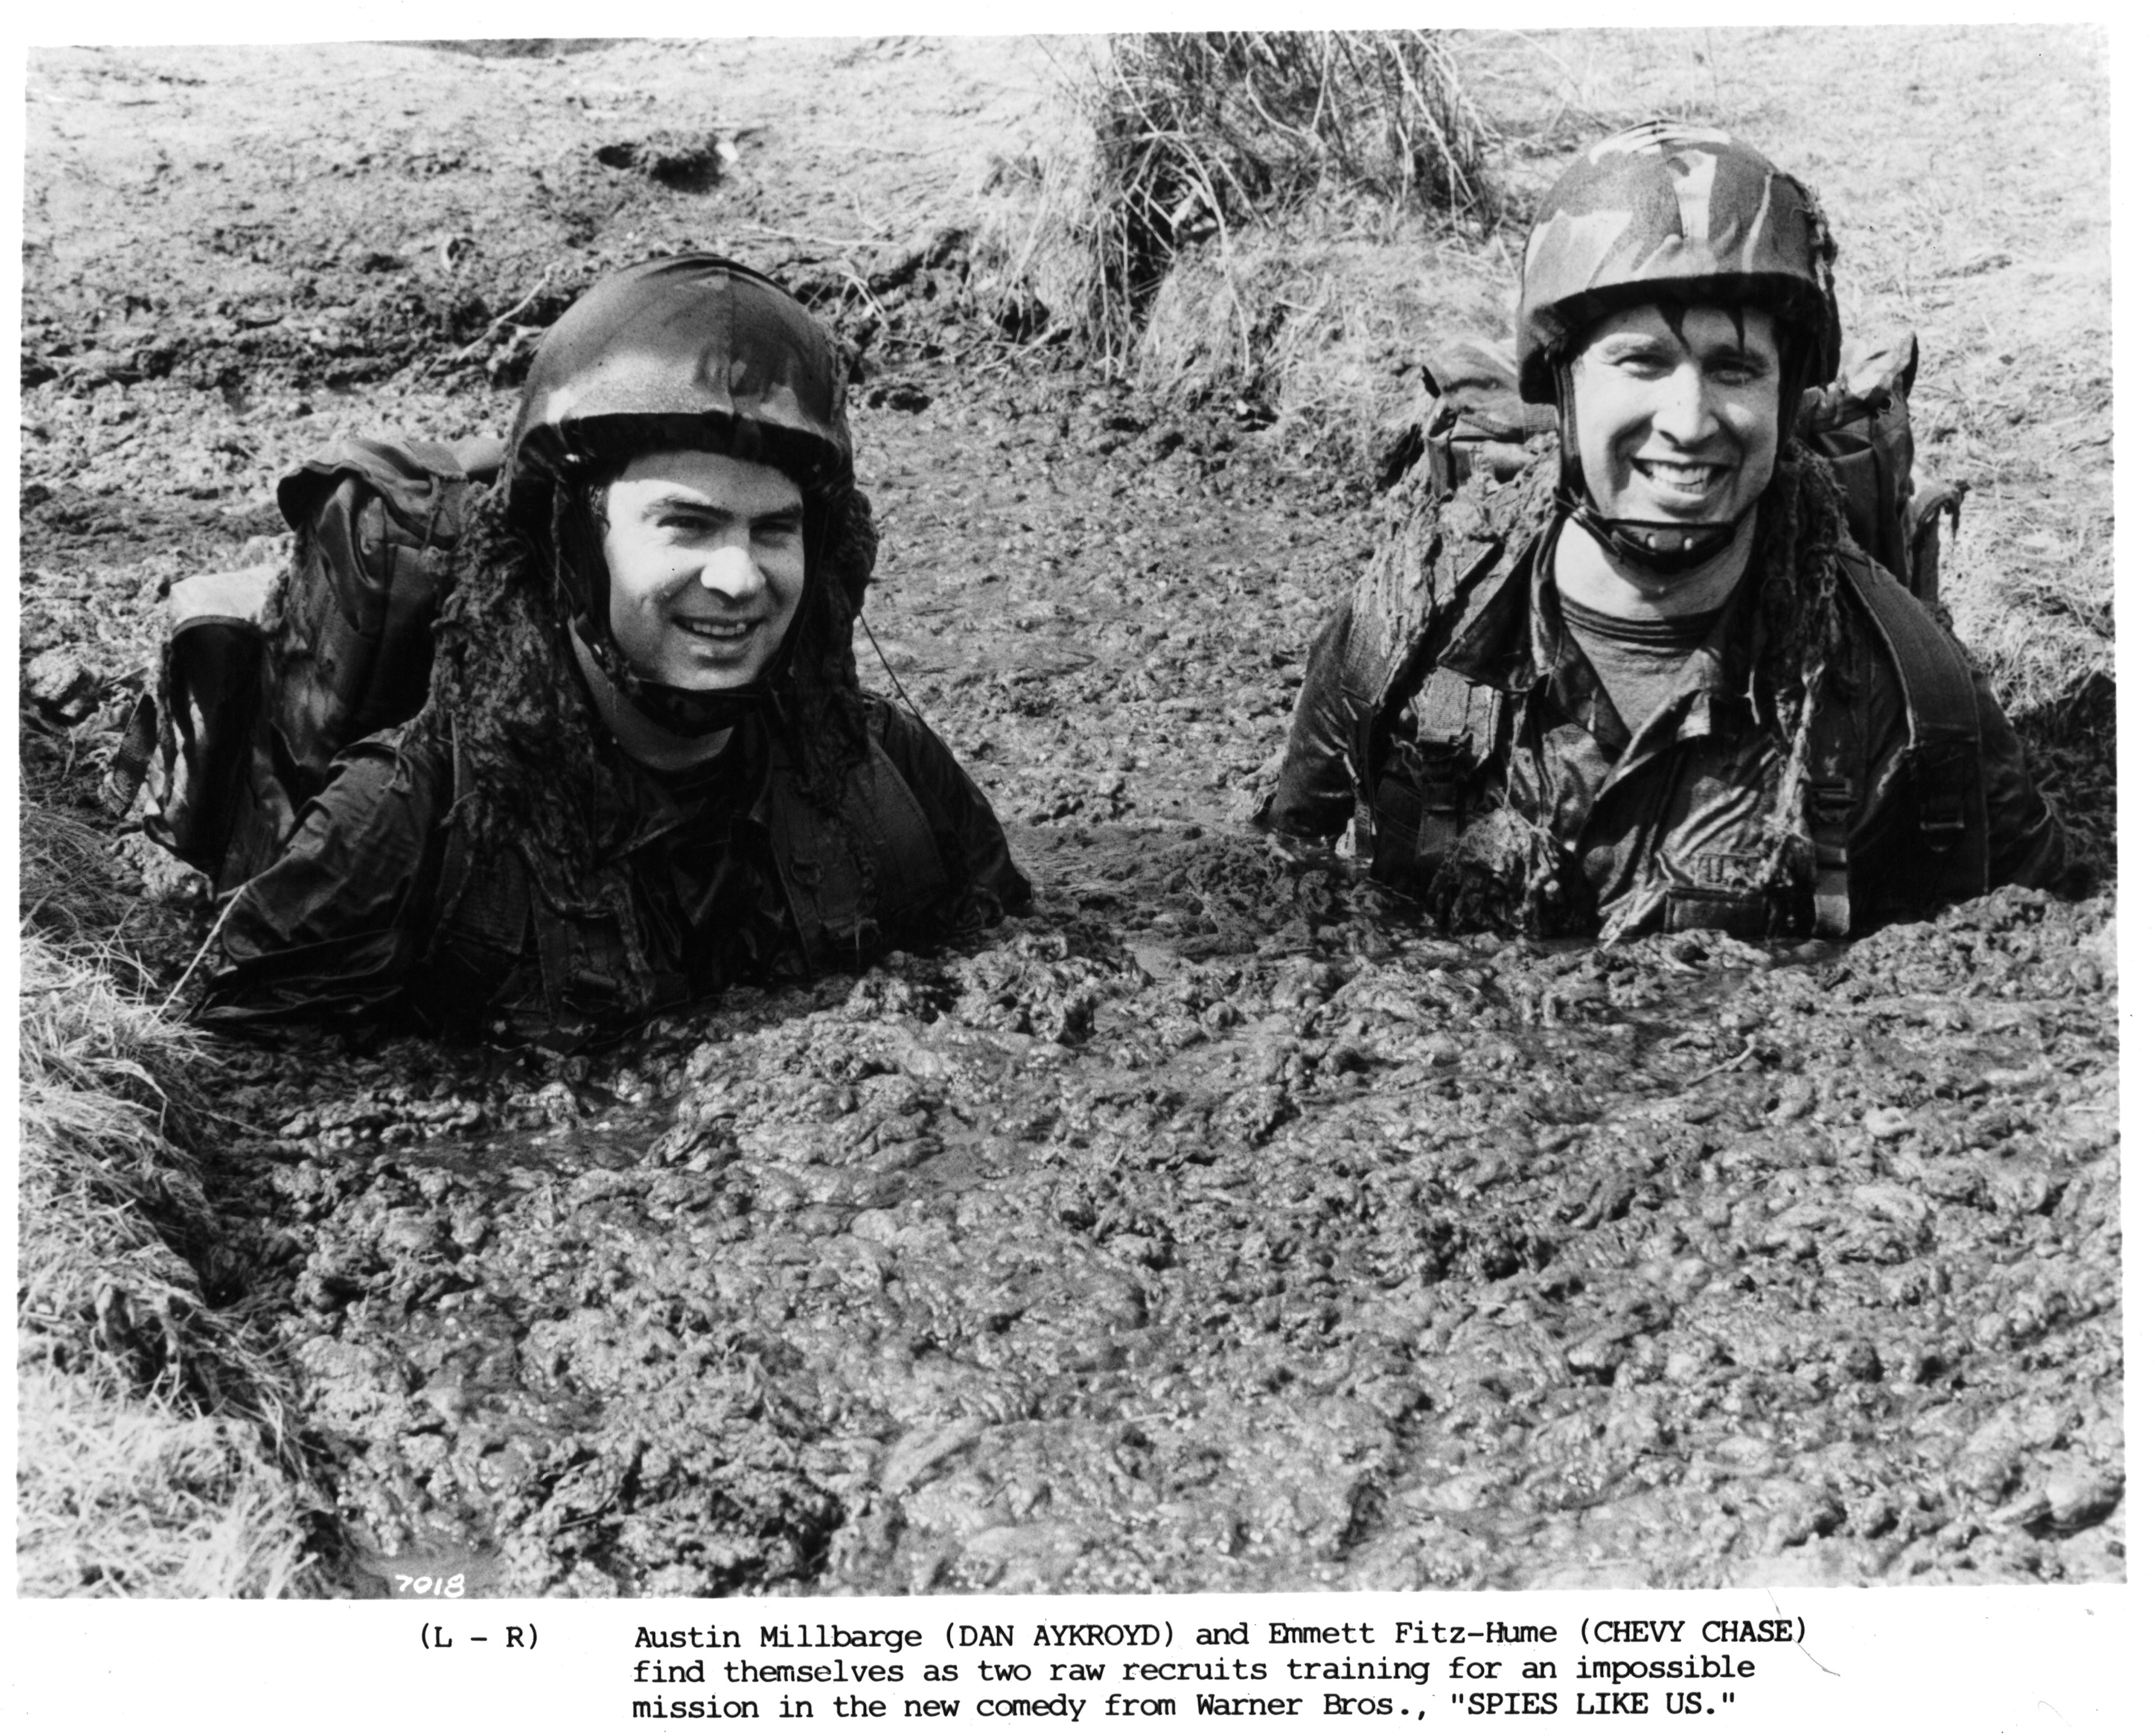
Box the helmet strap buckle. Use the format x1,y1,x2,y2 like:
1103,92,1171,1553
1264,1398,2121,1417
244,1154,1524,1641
1556,486,1745,579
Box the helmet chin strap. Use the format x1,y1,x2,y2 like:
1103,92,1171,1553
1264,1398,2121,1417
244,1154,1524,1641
1557,486,1747,578
562,605,782,736
568,628,747,767
1554,369,1749,580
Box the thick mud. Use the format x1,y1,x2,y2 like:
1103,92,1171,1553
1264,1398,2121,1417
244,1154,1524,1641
214,859,2119,1595
22,38,2120,1596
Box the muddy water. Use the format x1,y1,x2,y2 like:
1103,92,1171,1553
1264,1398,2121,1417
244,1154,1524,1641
218,831,2119,1597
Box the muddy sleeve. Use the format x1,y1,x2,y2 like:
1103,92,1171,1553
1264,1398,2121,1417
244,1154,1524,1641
1973,668,2072,892
1262,599,1369,843
871,702,1033,922
196,735,453,1026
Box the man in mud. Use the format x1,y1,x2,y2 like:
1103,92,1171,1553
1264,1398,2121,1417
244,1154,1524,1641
202,256,1028,1044
1262,122,2067,939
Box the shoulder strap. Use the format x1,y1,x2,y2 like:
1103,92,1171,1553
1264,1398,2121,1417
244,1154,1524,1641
1810,550,1990,927
1339,338,1556,840
432,720,535,962
1366,451,1548,778
1353,454,1552,796
433,720,478,934
841,735,947,918
1345,444,1546,888
1367,660,1505,886
1803,680,1861,940
766,738,948,963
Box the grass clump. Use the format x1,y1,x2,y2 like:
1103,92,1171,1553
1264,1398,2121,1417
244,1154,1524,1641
965,32,1509,482
974,31,1499,376
17,933,325,1597
1074,30,1496,361
18,1368,318,1599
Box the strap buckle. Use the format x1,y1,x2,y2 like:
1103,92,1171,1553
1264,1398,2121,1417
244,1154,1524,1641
1807,773,1856,939
1807,774,1856,864
1910,742,1970,850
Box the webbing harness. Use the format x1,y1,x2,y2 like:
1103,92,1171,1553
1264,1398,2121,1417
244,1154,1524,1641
1806,552,1988,934
763,731,948,964
1364,541,1989,936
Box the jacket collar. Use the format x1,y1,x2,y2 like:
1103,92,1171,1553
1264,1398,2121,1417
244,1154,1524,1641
1439,512,1770,746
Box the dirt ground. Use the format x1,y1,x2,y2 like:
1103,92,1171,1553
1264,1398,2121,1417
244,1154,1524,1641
19,32,2120,1595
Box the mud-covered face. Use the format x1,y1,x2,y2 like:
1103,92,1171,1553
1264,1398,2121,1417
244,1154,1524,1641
601,450,806,690
1570,304,1781,527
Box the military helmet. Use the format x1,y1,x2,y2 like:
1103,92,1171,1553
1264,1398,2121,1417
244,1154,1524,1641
1515,121,1840,406
505,254,854,501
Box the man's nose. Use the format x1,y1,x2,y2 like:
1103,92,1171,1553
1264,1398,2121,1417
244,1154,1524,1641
698,543,766,600
1651,363,1717,445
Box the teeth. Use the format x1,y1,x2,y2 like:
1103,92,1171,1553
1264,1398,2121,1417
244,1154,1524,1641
1641,461,1718,486
680,619,753,641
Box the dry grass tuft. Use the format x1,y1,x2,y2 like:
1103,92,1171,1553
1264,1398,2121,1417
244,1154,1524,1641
20,802,136,946
18,1369,318,1598
974,31,1498,371
18,935,325,1597
1078,32,1495,359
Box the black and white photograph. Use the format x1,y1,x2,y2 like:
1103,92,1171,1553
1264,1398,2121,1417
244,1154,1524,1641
16,14,2121,1662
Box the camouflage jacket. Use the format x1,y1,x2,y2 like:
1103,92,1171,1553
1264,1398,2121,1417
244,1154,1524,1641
202,696,1029,1047
1263,462,2067,940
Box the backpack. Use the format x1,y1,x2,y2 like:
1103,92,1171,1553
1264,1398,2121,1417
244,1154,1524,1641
1355,326,1986,935
115,435,503,893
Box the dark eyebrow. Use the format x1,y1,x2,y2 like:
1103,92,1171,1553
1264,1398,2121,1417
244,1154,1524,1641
1593,327,1681,359
1675,307,1775,361
1695,329,1775,364
643,490,727,517
641,492,802,523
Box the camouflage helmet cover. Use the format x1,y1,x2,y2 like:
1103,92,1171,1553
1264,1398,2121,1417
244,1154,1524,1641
505,254,854,499
1516,121,1840,405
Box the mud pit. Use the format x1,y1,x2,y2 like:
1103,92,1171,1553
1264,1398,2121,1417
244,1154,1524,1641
221,872,2120,1595
22,35,2119,1595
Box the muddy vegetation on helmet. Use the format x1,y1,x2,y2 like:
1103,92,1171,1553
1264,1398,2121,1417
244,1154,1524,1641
20,31,2114,1595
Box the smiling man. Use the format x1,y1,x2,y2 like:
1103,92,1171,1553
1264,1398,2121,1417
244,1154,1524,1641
603,451,808,692
1263,122,2067,939
202,256,1027,1044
